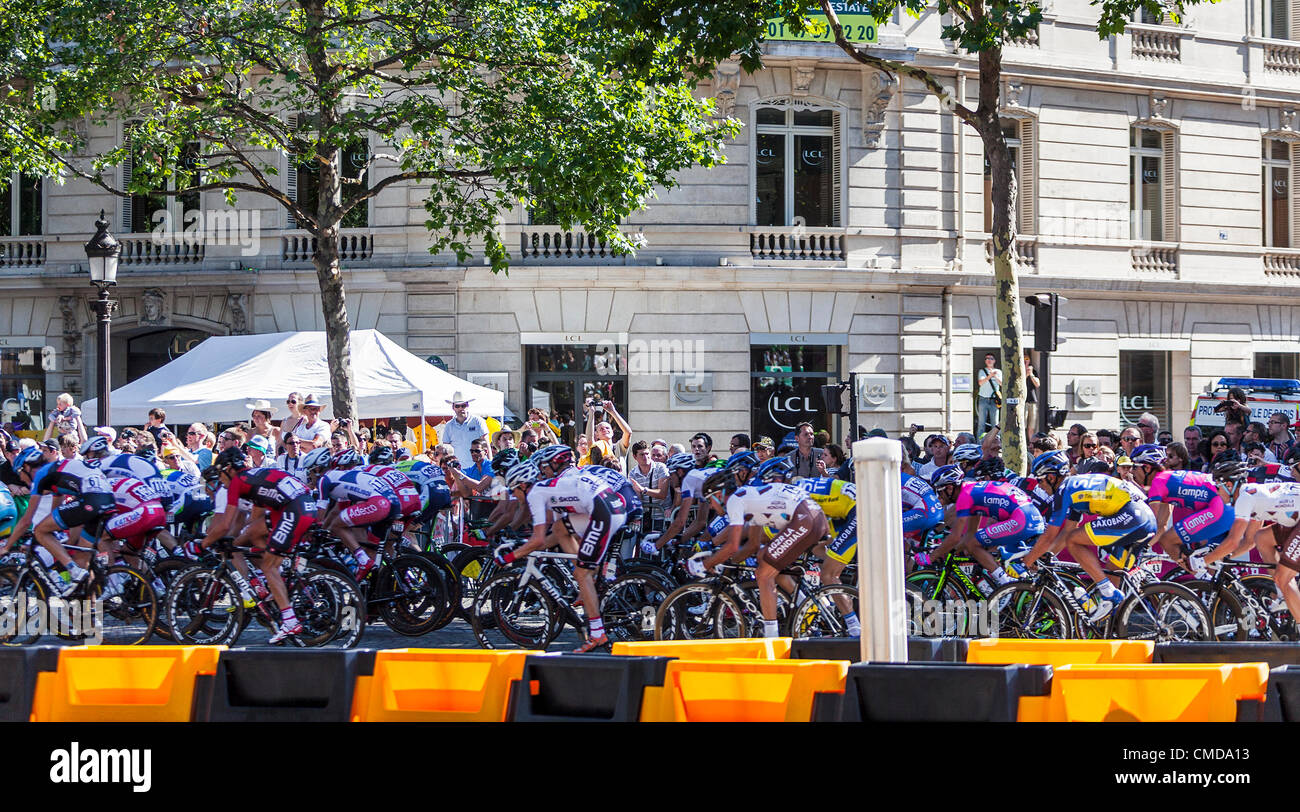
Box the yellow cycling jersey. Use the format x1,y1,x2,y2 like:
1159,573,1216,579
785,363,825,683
1051,473,1142,523
795,477,856,520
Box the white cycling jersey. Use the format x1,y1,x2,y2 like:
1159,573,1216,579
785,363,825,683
679,467,712,500
725,482,813,531
1233,481,1300,528
317,469,388,504
525,468,618,527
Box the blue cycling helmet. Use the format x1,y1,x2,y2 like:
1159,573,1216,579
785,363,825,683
724,450,759,475
1130,443,1166,467
755,457,794,483
1030,451,1071,477
929,464,964,489
665,452,696,474
952,443,982,463
12,446,43,472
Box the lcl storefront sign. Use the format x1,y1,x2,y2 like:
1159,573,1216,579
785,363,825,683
669,373,713,411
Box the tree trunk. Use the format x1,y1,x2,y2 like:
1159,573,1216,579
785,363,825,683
314,224,358,421
977,46,1028,475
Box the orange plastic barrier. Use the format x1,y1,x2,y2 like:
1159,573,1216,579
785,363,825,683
31,646,224,722
350,648,535,722
968,639,1153,667
639,659,847,722
1018,663,1269,722
612,637,792,660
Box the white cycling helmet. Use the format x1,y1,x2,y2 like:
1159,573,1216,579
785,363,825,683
301,447,333,473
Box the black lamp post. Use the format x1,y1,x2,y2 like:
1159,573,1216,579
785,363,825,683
84,210,120,427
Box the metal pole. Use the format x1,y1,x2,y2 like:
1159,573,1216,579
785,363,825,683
93,285,115,427
848,374,859,444
1038,351,1051,436
853,437,906,663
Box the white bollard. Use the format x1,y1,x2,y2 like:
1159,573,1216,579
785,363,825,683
852,438,907,664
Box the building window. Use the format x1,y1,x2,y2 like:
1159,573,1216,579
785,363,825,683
1255,352,1299,380
0,346,46,433
1119,350,1170,429
983,118,1036,234
525,343,626,448
1267,0,1294,39
287,115,370,229
1263,138,1294,249
750,344,839,444
1130,126,1176,242
754,105,841,228
122,133,201,235
0,172,42,237
1132,7,1165,24
127,329,209,383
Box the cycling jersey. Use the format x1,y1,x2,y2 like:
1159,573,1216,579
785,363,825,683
99,453,171,507
317,469,399,529
224,468,316,554
161,469,213,525
1146,469,1234,549
679,467,712,500
900,473,944,535
1047,473,1144,526
580,465,643,520
396,459,453,515
793,476,860,565
1248,463,1295,484
360,464,423,517
29,459,116,534
1233,481,1300,528
955,480,1045,555
525,469,626,568
724,482,813,532
104,474,167,551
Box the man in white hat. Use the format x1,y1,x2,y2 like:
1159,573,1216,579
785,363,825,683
440,391,489,465
291,393,332,449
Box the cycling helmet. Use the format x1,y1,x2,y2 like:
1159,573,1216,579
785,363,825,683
333,449,364,469
973,457,1007,481
12,446,43,471
1211,451,1248,483
531,443,574,471
1130,443,1166,467
1030,451,1071,477
756,457,794,483
929,464,964,490
491,448,521,476
1285,444,1300,467
836,458,854,482
952,443,982,464
699,469,734,498
138,446,157,463
214,447,249,471
665,452,696,474
79,436,111,458
301,447,333,473
201,465,222,485
505,460,541,489
724,450,759,479
395,447,412,462
368,446,395,466
1075,459,1111,475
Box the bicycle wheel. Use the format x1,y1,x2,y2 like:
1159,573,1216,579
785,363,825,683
415,549,462,630
3,569,49,645
737,579,793,635
293,569,366,648
904,569,970,636
167,567,245,645
453,547,497,623
987,582,1073,639
470,569,556,649
654,583,747,640
1238,574,1296,640
1114,582,1211,641
95,565,159,645
600,573,671,642
790,585,859,638
149,557,197,642
1176,580,1246,640
377,555,448,636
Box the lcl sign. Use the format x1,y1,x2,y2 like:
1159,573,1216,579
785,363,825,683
856,375,895,411
669,373,713,411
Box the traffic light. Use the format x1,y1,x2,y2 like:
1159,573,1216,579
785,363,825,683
1025,292,1065,352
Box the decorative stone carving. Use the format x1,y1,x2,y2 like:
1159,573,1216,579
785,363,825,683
1149,93,1171,121
713,60,741,118
1282,109,1296,133
790,61,817,97
139,288,167,326
58,296,79,368
1004,80,1024,109
862,68,896,149
226,292,249,335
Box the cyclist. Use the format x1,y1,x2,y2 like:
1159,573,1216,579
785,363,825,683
2,446,115,595
951,443,983,479
313,448,400,578
495,458,628,653
200,447,317,643
638,452,703,554
692,461,828,638
362,446,425,527
1138,445,1236,575
161,467,213,544
1022,450,1156,620
99,471,169,594
923,464,1044,586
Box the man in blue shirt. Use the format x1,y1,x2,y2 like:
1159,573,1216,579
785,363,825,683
464,438,494,481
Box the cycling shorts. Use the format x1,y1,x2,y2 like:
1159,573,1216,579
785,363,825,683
1172,498,1235,551
266,498,317,555
975,507,1045,553
761,501,829,571
105,502,167,551
568,492,626,570
392,488,423,519
1082,500,1157,551
173,495,214,529
339,495,399,528
825,513,858,565
1277,524,1300,571
51,492,116,534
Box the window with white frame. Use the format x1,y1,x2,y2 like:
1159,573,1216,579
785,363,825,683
121,131,201,235
1130,126,1177,242
0,172,42,237
983,118,1036,234
754,104,841,228
286,114,370,229
1131,6,1166,24
1267,0,1295,39
1263,138,1294,248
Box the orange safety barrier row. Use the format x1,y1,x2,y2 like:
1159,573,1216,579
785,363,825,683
612,637,792,661
967,639,1154,667
1017,662,1269,722
351,649,536,722
31,646,224,722
639,659,847,722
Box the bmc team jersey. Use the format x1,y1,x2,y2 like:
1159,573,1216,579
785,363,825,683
900,473,945,536
1232,481,1300,528
724,482,812,532
954,480,1045,554
1146,469,1234,548
580,465,643,520
525,469,626,568
224,468,317,554
796,476,860,565
1248,463,1295,484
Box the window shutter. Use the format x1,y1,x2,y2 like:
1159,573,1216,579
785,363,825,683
121,129,133,233
1160,129,1178,242
831,111,842,227
1291,141,1299,248
285,114,299,229
1017,118,1036,235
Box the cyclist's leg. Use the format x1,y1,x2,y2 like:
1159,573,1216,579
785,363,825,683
574,499,625,643
758,504,829,634
1274,524,1300,621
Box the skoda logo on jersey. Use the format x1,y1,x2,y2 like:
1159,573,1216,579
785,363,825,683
767,393,817,430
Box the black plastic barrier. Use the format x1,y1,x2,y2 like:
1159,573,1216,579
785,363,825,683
194,648,376,722
1235,665,1300,722
790,636,969,663
813,662,1052,722
1155,641,1300,669
508,654,672,722
0,647,60,722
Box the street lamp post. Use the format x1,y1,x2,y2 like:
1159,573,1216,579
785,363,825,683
84,210,121,428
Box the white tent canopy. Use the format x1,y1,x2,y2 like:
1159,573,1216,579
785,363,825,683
82,330,505,426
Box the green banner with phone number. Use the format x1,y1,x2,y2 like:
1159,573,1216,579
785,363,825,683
763,13,879,43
